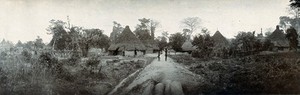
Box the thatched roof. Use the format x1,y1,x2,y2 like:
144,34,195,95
181,40,196,51
143,40,159,50
108,26,146,51
212,30,229,47
268,26,289,47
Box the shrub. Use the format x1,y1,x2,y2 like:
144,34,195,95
38,52,59,70
86,57,100,67
21,50,32,62
68,51,81,65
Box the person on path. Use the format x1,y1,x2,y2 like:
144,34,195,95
165,48,168,61
134,48,137,57
158,50,160,61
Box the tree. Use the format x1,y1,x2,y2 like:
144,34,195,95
134,18,152,41
80,29,110,57
181,17,201,39
15,40,23,47
46,19,71,50
150,20,159,40
69,26,83,50
110,21,124,43
169,32,186,52
286,27,299,51
134,18,159,41
34,36,45,49
290,0,300,18
192,29,214,58
155,36,168,50
231,31,259,55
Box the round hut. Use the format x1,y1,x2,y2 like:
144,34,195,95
108,26,146,56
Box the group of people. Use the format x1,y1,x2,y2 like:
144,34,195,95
157,48,168,61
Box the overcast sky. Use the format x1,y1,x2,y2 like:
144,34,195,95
0,0,290,43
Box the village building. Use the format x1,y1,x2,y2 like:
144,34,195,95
268,25,289,51
181,40,196,53
143,40,160,53
211,30,229,57
108,26,146,56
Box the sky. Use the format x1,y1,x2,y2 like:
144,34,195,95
0,0,291,43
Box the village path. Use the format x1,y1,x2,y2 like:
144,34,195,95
124,52,204,93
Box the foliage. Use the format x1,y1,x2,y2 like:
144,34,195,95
134,18,159,41
169,32,186,52
286,27,299,50
192,29,214,58
47,19,71,50
279,16,300,29
47,19,110,57
110,21,124,43
155,36,168,50
21,49,32,63
171,52,300,94
34,36,45,49
230,31,262,56
38,52,58,69
15,40,23,47
181,17,201,39
80,29,110,57
289,0,300,18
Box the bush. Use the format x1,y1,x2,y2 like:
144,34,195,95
86,57,100,67
21,50,32,62
38,52,58,69
68,51,81,65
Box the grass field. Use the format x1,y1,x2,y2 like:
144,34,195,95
170,52,300,94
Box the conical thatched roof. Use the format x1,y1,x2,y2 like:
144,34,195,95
108,26,146,51
268,26,289,47
212,30,229,47
181,40,196,51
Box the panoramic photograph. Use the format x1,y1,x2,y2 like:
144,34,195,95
0,0,300,94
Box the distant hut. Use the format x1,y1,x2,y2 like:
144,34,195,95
268,25,289,51
144,40,160,53
212,30,229,57
212,30,229,48
108,26,146,56
181,40,196,53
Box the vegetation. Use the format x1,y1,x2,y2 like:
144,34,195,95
170,52,300,94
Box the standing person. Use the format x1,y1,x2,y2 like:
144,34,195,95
134,48,137,57
165,48,168,61
157,50,160,61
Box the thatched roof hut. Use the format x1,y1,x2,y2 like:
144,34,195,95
212,30,229,47
143,39,160,53
108,26,146,51
268,26,289,48
181,40,196,52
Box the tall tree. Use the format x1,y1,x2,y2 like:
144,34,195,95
192,29,214,58
34,36,45,49
155,36,168,50
286,27,299,51
46,19,71,50
169,32,186,52
181,17,201,39
110,21,124,43
80,29,110,57
134,18,159,41
134,18,152,41
290,0,300,18
150,20,159,40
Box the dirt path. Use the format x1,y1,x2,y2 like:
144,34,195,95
109,53,204,95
